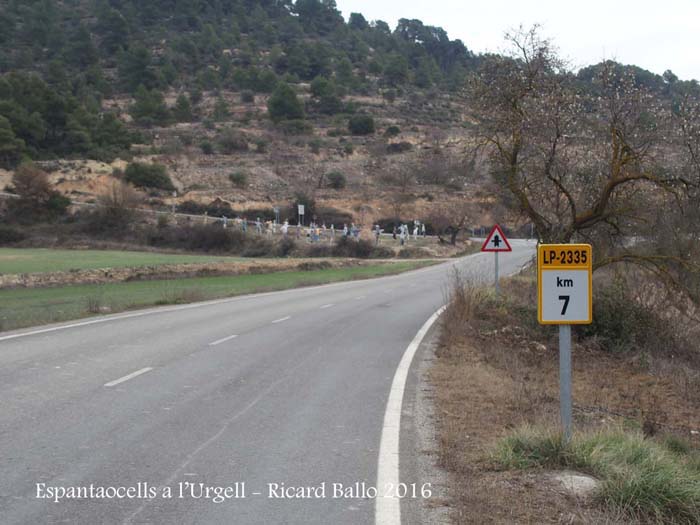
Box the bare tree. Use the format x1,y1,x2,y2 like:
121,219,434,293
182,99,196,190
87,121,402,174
9,163,70,221
675,85,700,196
468,26,695,273
428,201,474,245
380,160,416,219
89,181,141,231
99,181,140,214
12,164,53,207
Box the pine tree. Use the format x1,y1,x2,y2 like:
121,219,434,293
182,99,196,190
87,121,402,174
212,97,230,121
96,6,129,55
130,85,170,127
267,83,304,122
0,116,25,168
173,94,193,122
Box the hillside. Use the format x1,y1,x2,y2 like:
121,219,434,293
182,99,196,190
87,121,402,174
2,0,697,232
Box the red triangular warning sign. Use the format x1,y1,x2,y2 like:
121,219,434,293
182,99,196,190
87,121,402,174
481,224,512,252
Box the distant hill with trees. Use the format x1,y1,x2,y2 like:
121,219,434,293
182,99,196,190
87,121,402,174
0,0,697,169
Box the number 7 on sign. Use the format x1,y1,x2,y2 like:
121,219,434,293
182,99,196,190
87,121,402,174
558,295,570,315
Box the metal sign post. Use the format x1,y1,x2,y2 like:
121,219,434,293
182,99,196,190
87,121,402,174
298,204,305,227
537,244,593,442
494,251,499,294
559,324,572,441
481,224,512,295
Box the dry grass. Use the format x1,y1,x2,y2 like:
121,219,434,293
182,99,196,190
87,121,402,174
430,271,700,524
155,287,207,305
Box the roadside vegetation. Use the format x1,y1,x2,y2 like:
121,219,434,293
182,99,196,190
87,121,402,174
495,427,700,523
432,269,700,523
0,161,472,259
0,260,432,332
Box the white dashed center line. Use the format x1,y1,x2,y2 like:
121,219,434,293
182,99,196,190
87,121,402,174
104,367,153,387
271,316,291,324
209,334,239,346
319,304,334,309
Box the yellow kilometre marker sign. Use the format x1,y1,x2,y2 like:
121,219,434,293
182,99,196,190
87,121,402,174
537,244,592,325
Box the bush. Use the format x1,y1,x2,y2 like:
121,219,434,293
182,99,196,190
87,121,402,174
580,279,671,354
318,95,344,115
240,90,255,103
199,141,214,155
7,164,70,223
309,139,322,154
241,237,275,257
178,132,194,146
383,89,397,103
348,114,375,135
81,182,141,235
327,128,345,137
386,141,412,154
0,225,26,245
384,125,401,137
326,171,346,189
176,200,206,215
275,236,296,257
254,138,268,153
398,247,431,258
229,172,248,187
217,129,249,154
310,76,334,98
343,143,354,156
148,224,244,253
305,244,333,257
176,200,225,217
332,236,392,259
45,193,71,215
277,119,312,135
267,82,304,122
124,163,174,191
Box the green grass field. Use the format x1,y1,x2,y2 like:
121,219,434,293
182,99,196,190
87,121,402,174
0,248,241,274
0,261,431,331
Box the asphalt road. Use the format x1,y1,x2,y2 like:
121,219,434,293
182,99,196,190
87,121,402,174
0,241,535,525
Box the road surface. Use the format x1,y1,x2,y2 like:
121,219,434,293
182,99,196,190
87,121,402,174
0,241,534,524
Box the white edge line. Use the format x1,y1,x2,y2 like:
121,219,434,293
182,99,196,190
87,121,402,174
209,334,238,346
375,305,446,525
104,367,153,388
271,316,291,324
319,303,334,309
0,250,496,343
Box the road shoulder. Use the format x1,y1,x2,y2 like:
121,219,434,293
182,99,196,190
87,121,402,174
400,320,451,524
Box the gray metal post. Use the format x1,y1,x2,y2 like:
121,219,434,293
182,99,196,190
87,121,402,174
494,251,500,295
559,324,572,441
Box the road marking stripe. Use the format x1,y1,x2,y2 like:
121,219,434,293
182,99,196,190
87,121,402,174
355,296,366,300
271,316,291,324
209,334,238,346
104,367,153,387
375,306,446,525
319,303,334,309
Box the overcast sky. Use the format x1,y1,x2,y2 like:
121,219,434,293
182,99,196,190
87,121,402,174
335,0,700,81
